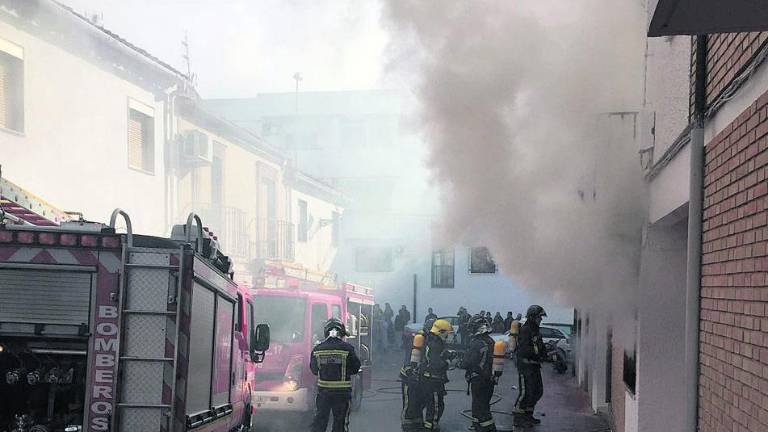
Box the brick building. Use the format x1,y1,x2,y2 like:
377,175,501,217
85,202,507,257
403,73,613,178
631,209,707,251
576,4,768,432
697,33,768,432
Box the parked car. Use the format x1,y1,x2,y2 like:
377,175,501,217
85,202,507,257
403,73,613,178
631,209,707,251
491,324,571,356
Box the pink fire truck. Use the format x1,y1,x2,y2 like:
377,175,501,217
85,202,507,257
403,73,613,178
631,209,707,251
0,178,270,432
250,263,374,414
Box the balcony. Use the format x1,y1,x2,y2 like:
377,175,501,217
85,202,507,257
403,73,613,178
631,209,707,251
250,218,295,262
183,204,294,262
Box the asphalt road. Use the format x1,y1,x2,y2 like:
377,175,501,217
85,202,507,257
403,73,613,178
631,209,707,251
253,348,610,432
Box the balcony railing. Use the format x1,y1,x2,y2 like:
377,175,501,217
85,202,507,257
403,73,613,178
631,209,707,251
250,218,295,262
182,204,294,262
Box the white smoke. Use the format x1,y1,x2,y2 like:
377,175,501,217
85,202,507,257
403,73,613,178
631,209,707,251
382,0,648,322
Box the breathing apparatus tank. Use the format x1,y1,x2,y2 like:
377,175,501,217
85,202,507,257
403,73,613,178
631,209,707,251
492,340,507,377
410,333,425,365
508,320,520,352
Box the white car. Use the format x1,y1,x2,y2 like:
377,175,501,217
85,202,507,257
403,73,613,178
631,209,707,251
491,325,571,355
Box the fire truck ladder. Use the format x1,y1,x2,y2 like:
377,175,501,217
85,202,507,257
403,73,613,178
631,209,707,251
111,210,184,432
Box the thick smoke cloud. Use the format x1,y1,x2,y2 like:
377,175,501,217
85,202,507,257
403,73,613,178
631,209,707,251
383,0,648,322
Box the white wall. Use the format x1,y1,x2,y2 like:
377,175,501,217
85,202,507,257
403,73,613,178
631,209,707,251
636,218,687,432
0,21,170,235
292,188,342,273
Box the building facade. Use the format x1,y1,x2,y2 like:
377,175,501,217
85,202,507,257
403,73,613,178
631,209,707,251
204,91,575,322
0,0,343,288
577,4,768,432
0,0,186,235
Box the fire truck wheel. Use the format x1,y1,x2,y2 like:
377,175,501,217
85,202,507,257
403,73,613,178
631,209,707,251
351,375,363,411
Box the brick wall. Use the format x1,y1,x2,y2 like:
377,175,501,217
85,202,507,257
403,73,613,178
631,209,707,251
690,33,768,116
700,90,768,432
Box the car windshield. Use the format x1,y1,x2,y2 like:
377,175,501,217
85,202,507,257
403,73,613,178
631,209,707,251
253,296,307,344
545,324,573,337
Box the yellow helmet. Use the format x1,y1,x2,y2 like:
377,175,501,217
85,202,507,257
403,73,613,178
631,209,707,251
430,319,454,340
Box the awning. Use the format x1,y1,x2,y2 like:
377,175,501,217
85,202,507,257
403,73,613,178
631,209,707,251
648,0,768,37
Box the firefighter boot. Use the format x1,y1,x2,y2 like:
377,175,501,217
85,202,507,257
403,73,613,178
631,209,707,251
513,412,534,428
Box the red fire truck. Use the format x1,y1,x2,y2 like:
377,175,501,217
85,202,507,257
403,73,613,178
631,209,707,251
251,262,374,414
0,178,270,432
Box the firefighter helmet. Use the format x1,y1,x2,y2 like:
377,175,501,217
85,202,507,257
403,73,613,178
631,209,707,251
430,319,454,341
323,318,347,338
470,314,492,336
525,305,547,319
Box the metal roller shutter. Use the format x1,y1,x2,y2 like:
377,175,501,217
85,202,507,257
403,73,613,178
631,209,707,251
0,269,92,326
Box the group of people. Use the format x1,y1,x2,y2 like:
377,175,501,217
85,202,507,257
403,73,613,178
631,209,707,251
400,305,549,431
307,304,550,432
373,303,412,351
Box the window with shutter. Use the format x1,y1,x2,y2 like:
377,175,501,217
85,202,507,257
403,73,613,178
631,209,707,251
127,105,155,173
0,47,24,133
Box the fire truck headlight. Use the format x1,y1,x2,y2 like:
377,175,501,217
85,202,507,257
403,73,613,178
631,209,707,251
6,369,22,384
64,426,82,432
0,343,5,353
27,369,42,385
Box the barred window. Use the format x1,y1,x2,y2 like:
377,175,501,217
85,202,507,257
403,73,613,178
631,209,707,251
431,249,455,288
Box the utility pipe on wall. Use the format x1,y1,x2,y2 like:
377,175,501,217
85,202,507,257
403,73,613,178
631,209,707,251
684,34,707,432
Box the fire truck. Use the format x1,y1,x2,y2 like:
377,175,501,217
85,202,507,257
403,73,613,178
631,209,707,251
0,177,270,432
250,263,374,414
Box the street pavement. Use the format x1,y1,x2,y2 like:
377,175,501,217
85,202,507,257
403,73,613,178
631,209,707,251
254,348,611,432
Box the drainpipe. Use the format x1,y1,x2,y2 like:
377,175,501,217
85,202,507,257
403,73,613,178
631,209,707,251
685,34,706,432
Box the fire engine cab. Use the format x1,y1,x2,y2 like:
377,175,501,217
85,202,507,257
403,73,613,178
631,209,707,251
251,262,374,414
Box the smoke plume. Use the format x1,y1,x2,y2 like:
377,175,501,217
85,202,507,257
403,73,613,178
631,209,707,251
383,0,648,318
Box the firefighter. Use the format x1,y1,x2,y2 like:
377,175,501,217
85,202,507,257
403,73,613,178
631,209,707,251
514,305,548,427
420,319,455,431
461,315,498,432
310,318,362,432
400,318,436,431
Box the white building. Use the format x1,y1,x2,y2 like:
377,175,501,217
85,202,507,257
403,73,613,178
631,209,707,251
0,0,187,235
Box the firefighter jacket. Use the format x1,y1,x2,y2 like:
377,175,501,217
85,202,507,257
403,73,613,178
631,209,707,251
462,333,495,382
310,336,362,392
516,322,547,368
421,332,449,383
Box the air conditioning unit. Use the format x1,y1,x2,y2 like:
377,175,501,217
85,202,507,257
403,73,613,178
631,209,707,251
181,130,213,164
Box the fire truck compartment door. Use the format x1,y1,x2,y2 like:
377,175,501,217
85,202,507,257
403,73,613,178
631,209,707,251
0,268,93,330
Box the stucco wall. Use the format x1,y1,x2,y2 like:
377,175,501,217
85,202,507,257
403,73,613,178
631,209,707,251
0,21,169,235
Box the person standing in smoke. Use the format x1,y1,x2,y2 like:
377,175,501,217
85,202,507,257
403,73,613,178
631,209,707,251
310,318,361,432
504,312,514,332
425,307,438,322
461,315,498,432
492,312,505,333
385,303,396,348
514,305,548,427
420,319,455,431
457,307,471,347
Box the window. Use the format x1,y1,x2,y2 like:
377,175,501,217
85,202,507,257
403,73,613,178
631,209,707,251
247,300,255,349
311,303,328,343
332,304,341,319
540,327,565,339
254,296,307,343
211,155,223,206
332,211,340,247
355,246,393,272
431,249,455,288
469,247,497,274
0,38,24,133
127,100,155,173
298,200,308,242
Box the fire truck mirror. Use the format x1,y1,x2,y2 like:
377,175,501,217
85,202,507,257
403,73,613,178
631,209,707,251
252,323,270,356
